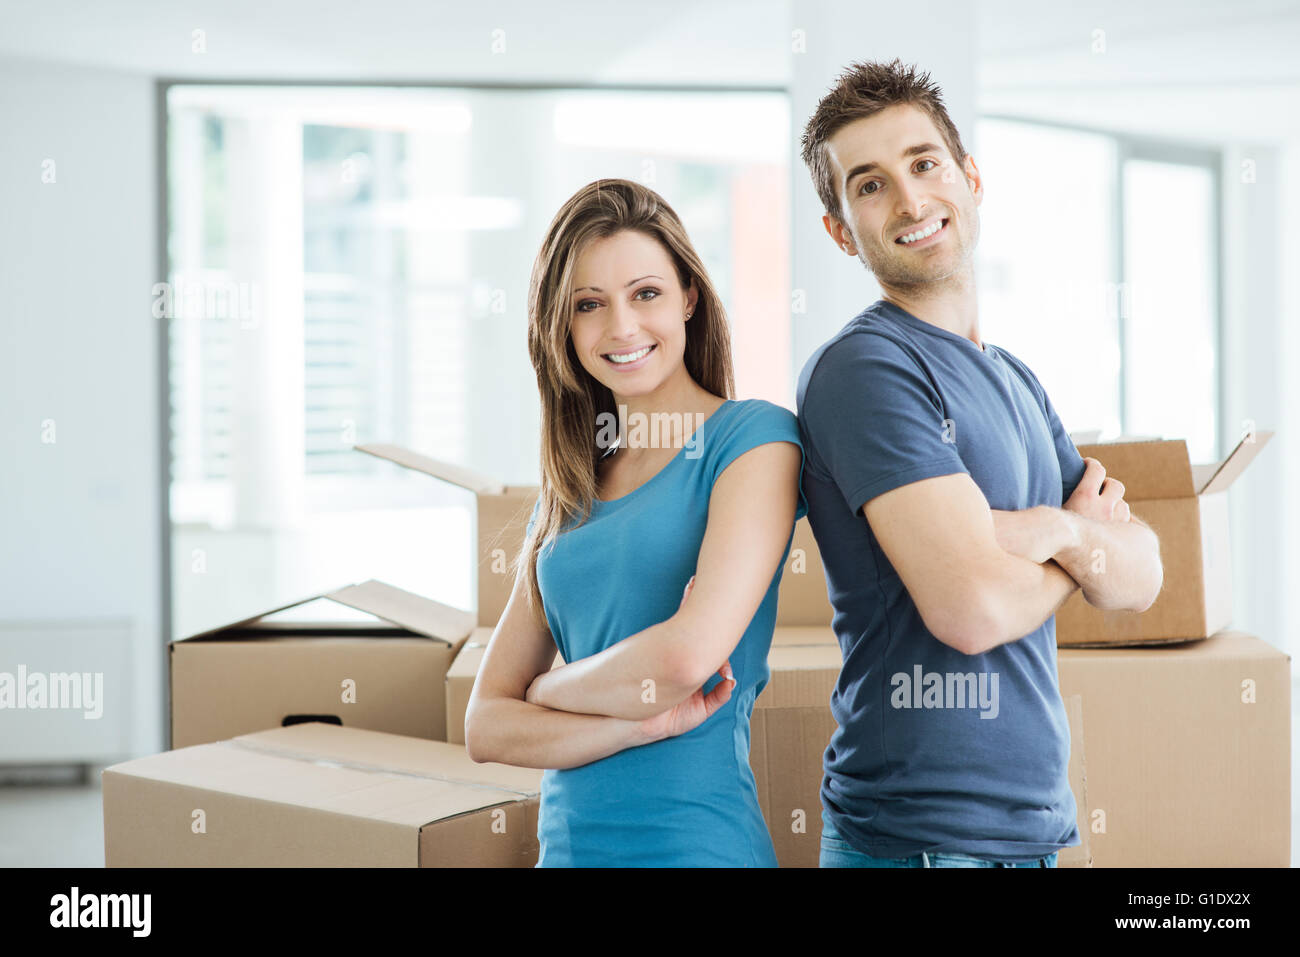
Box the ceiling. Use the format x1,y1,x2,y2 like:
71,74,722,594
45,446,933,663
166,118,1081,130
1,0,1296,140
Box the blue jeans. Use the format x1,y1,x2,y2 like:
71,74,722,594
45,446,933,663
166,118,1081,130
819,811,1058,868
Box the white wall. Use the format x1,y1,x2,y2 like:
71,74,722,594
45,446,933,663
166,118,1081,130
0,54,163,758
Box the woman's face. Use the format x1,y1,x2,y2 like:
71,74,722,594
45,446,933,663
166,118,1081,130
567,229,699,401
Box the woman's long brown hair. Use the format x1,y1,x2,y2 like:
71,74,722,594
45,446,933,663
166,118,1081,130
512,178,736,620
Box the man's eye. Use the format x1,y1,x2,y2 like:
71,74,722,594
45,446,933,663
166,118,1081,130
860,181,879,195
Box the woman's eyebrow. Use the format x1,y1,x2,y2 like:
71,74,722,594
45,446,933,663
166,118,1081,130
573,274,663,295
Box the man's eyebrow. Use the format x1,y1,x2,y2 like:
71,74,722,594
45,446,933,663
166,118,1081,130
843,142,944,191
572,275,662,295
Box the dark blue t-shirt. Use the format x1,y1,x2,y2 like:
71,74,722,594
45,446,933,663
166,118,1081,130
795,298,1087,861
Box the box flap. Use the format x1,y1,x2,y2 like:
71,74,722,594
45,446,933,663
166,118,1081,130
1074,439,1194,500
1195,430,1274,495
354,442,505,496
325,580,475,644
177,581,474,645
178,586,361,642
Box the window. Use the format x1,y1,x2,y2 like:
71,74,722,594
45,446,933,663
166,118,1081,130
975,117,1221,464
165,84,789,636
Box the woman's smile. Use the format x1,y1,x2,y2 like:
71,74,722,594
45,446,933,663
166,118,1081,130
602,342,657,370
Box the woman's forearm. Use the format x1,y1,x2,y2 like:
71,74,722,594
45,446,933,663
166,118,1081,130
465,694,658,770
525,618,700,721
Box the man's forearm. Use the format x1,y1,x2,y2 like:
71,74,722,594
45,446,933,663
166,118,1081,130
525,618,698,720
466,695,656,769
972,553,1080,654
1053,511,1163,612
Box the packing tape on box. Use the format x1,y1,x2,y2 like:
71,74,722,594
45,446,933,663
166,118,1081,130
227,738,538,797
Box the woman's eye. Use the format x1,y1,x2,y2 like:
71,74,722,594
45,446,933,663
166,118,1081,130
918,159,937,172
635,288,659,301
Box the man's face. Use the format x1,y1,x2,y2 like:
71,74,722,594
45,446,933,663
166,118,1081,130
823,103,983,287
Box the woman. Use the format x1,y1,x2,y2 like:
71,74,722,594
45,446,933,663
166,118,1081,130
464,178,807,867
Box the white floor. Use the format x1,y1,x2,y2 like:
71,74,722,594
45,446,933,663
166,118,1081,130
2,680,1298,867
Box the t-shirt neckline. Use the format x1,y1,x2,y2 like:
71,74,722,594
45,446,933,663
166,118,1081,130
593,398,735,506
874,299,996,358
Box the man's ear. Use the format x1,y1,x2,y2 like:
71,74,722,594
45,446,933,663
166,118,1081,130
964,154,984,205
823,213,858,256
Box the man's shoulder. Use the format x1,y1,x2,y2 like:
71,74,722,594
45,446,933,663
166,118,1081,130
797,315,918,412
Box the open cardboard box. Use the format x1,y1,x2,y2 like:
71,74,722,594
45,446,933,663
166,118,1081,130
1055,430,1274,646
353,442,835,630
170,579,475,749
104,723,542,867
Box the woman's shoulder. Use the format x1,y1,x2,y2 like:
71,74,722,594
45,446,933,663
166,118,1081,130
724,398,800,434
704,399,802,463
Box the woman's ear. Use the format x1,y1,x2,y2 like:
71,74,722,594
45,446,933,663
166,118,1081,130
685,279,700,319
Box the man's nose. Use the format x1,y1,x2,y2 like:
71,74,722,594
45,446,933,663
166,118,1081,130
894,182,928,223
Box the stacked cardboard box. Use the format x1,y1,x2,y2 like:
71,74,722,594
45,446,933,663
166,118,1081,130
1057,631,1289,867
1052,429,1290,866
125,425,1287,868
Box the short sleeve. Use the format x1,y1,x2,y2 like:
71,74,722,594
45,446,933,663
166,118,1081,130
800,332,967,517
1001,349,1087,503
1042,386,1086,503
710,401,809,521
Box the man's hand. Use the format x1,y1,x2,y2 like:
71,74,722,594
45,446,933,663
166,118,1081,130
1065,457,1131,523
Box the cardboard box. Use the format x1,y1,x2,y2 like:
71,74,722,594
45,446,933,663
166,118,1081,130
751,627,841,866
1055,431,1274,646
445,628,563,746
354,443,538,629
354,443,834,628
751,628,1091,867
777,519,835,625
104,723,543,866
170,580,475,749
1058,630,1291,866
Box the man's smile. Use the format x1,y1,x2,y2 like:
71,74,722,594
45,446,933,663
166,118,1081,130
895,216,950,247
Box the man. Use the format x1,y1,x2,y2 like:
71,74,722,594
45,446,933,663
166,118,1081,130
795,58,1163,868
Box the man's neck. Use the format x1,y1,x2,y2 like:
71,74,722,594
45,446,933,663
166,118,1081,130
879,273,982,350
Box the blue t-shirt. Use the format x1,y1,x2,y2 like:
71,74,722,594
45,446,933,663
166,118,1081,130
795,298,1087,862
524,398,808,867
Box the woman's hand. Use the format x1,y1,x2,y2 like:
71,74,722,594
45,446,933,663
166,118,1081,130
636,575,736,744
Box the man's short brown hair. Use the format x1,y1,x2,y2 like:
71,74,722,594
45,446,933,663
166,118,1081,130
800,57,969,226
